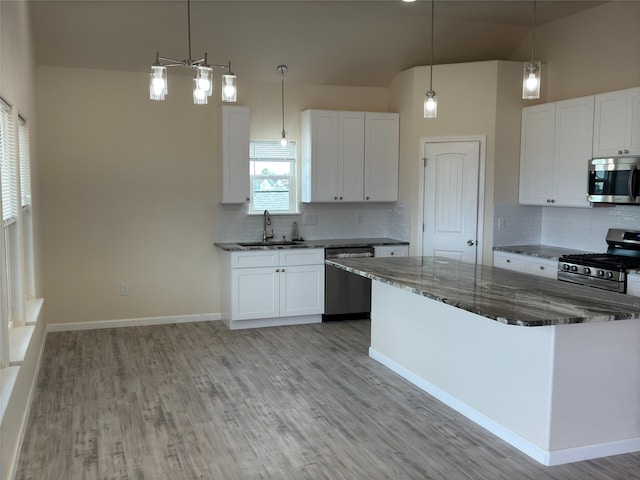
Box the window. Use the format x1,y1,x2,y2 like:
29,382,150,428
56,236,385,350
1,98,19,336
249,140,298,214
18,115,35,301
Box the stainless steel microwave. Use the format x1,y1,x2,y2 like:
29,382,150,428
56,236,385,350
588,157,640,204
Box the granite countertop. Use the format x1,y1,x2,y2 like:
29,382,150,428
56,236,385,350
214,237,409,251
493,244,593,260
327,256,640,327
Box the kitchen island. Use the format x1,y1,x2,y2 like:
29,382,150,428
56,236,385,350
327,256,640,466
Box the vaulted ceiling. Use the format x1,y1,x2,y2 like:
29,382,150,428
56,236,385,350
28,0,607,87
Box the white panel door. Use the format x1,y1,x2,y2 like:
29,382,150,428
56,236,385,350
422,141,480,263
279,265,324,317
231,267,279,320
364,112,399,202
338,111,365,201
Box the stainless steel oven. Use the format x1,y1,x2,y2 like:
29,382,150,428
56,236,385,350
323,246,374,321
558,229,640,293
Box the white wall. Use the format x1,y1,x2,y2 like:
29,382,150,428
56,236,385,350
0,1,45,478
36,67,397,327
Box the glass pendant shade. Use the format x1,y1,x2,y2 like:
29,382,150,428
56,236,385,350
221,74,237,102
196,66,213,97
149,65,168,101
522,60,541,99
193,79,208,105
424,91,437,118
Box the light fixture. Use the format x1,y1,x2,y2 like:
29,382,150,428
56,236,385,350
149,0,237,105
277,65,288,147
523,0,541,99
424,0,437,118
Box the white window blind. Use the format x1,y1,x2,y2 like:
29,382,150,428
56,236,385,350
18,115,31,209
1,99,17,226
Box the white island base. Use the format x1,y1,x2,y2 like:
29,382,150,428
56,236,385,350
369,280,640,466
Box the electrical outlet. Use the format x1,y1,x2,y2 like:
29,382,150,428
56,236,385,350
120,283,129,296
497,218,506,230
303,214,317,225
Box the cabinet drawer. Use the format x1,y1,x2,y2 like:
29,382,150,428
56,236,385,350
280,248,324,266
374,245,408,257
526,259,558,279
493,252,526,272
231,251,279,268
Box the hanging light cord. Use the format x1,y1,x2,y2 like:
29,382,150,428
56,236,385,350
281,71,285,133
429,0,434,92
187,0,192,63
530,0,536,62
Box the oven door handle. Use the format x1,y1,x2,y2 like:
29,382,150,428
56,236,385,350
629,165,637,202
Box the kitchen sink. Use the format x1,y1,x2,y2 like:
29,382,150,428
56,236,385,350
237,241,303,247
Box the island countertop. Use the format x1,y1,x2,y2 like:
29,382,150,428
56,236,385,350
327,256,640,327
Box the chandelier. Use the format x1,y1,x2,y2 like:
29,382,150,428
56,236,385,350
149,0,237,105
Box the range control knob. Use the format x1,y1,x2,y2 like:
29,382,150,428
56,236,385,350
583,267,591,275
562,264,571,271
597,270,605,277
571,265,579,272
607,272,614,279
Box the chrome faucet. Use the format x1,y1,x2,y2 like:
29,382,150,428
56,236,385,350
262,210,274,242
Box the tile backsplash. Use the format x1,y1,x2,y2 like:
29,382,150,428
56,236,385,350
214,201,411,243
494,203,640,252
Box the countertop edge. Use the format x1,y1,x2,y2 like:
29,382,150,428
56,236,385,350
493,244,594,261
215,238,410,252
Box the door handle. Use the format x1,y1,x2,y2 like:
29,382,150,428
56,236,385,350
467,240,476,246
629,165,637,202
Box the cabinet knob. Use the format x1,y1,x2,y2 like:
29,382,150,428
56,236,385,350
506,259,511,263
540,266,545,270
339,196,343,200
390,252,395,255
281,268,285,272
366,196,370,200
245,197,250,202
276,269,280,272
619,150,623,154
334,196,338,200
625,149,630,154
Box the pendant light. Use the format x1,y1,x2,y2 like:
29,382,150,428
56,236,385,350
424,0,437,118
523,0,541,99
277,65,288,147
149,0,237,105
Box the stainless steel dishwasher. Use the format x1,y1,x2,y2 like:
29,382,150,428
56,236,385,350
323,246,374,321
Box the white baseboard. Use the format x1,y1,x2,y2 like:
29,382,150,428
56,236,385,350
47,313,221,332
226,314,322,330
368,347,640,467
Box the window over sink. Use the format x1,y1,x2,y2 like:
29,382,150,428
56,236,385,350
249,140,298,214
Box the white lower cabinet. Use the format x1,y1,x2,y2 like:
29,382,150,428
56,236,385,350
222,248,324,329
374,245,408,257
493,251,557,280
627,273,640,297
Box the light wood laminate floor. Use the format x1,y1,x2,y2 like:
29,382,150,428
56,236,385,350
16,320,640,479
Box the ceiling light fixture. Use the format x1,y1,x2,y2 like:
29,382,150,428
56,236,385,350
424,0,437,118
277,65,288,147
523,0,541,99
149,0,237,105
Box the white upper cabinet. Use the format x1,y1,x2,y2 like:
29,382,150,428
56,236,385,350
365,112,400,202
301,109,399,203
593,87,640,157
220,106,250,204
519,96,593,207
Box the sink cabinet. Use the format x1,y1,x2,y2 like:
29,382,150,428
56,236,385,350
221,248,324,329
301,110,399,203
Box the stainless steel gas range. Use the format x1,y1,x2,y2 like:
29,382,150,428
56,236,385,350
558,229,640,293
